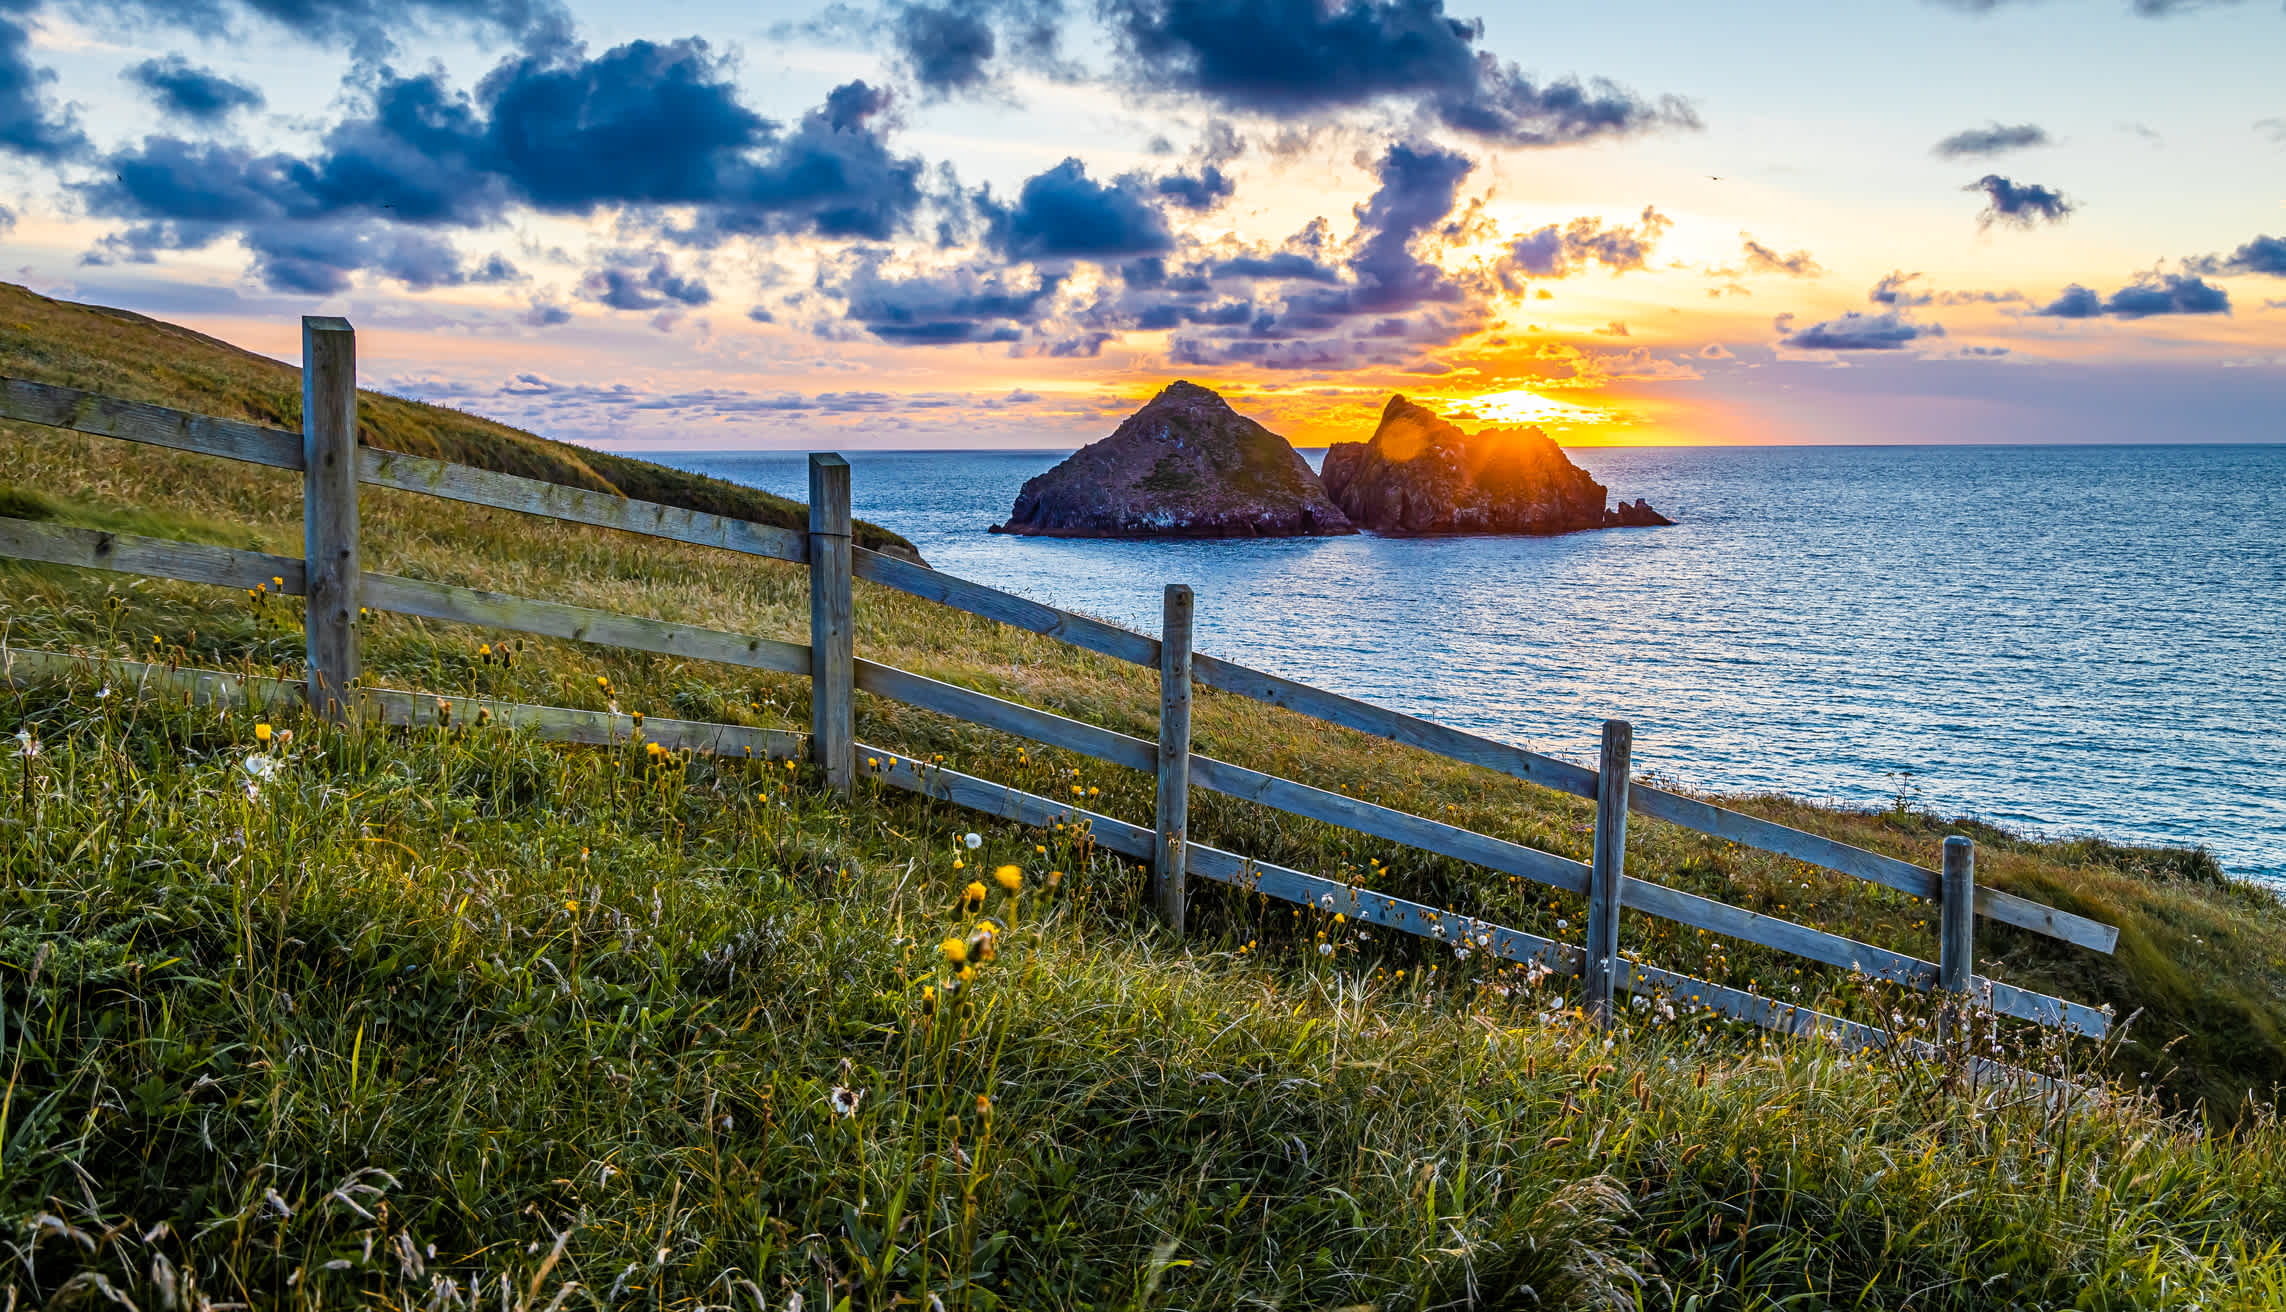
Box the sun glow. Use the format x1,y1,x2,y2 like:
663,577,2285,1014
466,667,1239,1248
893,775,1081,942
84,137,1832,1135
1448,388,1607,429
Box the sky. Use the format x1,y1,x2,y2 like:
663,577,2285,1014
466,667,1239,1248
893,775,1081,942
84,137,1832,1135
1,0,2282,450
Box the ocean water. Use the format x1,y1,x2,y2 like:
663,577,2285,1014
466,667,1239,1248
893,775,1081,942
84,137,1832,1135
659,444,2286,882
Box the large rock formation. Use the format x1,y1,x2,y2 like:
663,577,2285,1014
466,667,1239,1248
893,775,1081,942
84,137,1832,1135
1321,395,1674,535
992,381,1356,538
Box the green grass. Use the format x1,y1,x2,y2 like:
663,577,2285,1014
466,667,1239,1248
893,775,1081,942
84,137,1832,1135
6,285,2286,1307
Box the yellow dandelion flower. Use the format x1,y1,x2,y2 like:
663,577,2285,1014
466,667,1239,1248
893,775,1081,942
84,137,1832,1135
962,880,987,908
953,858,965,870
975,1094,992,1118
254,722,272,742
994,865,1023,893
957,964,976,982
940,937,969,964
1034,844,1047,856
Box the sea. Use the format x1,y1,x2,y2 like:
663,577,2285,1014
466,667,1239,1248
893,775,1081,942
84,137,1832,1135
656,444,2286,883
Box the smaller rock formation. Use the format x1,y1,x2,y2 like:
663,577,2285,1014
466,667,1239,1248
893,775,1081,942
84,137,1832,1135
991,381,1356,538
1321,395,1674,536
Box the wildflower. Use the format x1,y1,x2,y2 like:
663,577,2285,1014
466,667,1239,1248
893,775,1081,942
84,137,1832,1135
940,937,969,965
150,635,160,648
1317,943,1334,957
994,865,1023,894
952,859,964,870
975,1094,992,1119
957,964,976,983
12,730,37,759
961,881,987,912
1071,785,1083,798
565,900,579,914
921,985,937,1015
1034,844,1047,856
478,643,492,661
645,741,665,758
1556,919,1569,930
1088,786,1100,797
1045,870,1063,890
255,722,273,742
828,1086,863,1117
786,759,797,771
964,833,982,850
272,576,284,589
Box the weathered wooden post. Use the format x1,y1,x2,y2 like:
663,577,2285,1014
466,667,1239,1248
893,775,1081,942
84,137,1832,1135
301,316,360,721
1153,583,1194,933
1584,718,1633,1025
808,453,855,794
1939,835,1976,1041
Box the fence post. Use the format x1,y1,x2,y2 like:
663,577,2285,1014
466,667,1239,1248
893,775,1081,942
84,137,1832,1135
1939,835,1976,1041
808,453,855,794
1153,584,1194,933
301,316,359,721
1584,718,1633,1026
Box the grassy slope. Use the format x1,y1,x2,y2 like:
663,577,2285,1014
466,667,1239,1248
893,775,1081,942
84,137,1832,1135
0,281,917,557
5,289,2286,1307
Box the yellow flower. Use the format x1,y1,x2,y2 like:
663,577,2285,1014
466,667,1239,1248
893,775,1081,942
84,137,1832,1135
631,712,643,728
940,937,968,964
1071,785,1084,797
646,741,665,758
994,865,1023,893
596,675,610,688
1088,786,1100,797
566,900,579,913
952,858,964,870
254,723,272,742
962,880,987,909
1034,844,1047,856
272,576,284,588
957,964,976,983
975,1094,992,1119
478,643,492,659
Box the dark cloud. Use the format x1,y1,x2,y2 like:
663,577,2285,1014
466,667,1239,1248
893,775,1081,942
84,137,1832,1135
1966,174,2075,229
524,299,572,327
125,55,266,124
583,254,712,311
1499,206,1669,284
887,0,1065,94
1,1,87,161
0,201,15,231
1742,236,1822,277
2187,234,2286,277
980,156,1173,258
1163,141,1483,370
2036,274,2230,318
1780,310,1941,351
835,254,1064,343
1099,0,1695,148
1931,122,2048,158
1871,270,1932,306
102,0,578,62
81,40,927,289
1154,164,1233,211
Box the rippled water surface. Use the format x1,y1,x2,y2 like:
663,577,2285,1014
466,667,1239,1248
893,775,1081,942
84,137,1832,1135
661,445,2286,881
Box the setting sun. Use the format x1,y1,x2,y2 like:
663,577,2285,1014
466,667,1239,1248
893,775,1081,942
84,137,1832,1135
1446,388,1608,430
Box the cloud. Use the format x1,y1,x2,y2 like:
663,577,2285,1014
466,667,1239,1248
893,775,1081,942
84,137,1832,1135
1500,206,1670,283
1,3,87,161
2186,234,2286,277
1741,236,1822,277
2260,118,2286,146
81,41,929,289
887,0,1066,95
1780,309,1942,351
104,0,578,62
1931,122,2048,158
583,254,712,311
0,201,14,232
1099,0,1695,148
1871,271,1932,306
2035,273,2230,318
1155,164,1233,211
1966,174,2075,229
833,253,1064,342
980,156,1174,258
124,55,266,124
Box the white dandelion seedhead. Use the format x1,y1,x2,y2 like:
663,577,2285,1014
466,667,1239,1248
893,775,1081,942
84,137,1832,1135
828,1085,864,1117
1317,942,1335,957
1454,947,1472,961
13,729,38,759
1555,918,1569,931
963,832,983,850
1319,893,1335,911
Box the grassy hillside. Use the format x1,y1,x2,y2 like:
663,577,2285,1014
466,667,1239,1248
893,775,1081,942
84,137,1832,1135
0,281,917,557
6,288,2286,1306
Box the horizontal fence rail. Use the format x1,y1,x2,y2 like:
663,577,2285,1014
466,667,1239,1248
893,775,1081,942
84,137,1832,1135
1,337,2126,1058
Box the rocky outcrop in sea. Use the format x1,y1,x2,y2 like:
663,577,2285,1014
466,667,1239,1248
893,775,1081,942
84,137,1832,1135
1321,395,1674,535
991,381,1356,538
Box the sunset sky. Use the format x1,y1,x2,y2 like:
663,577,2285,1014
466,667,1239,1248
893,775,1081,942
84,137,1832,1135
2,0,2282,449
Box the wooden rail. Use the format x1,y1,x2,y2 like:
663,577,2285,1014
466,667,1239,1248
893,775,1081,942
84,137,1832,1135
0,325,2127,1053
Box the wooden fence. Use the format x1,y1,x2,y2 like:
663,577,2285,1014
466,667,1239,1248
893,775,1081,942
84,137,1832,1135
0,316,2122,1052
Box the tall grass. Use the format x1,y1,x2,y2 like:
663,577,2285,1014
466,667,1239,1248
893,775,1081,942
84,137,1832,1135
7,676,2286,1309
